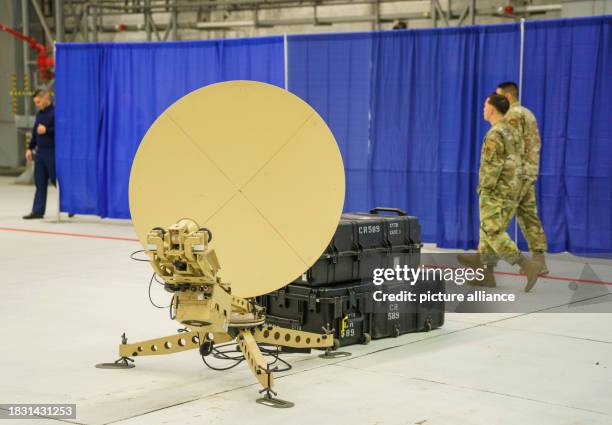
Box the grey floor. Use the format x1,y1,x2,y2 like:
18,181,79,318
1,175,611,425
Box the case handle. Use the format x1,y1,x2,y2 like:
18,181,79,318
369,207,407,216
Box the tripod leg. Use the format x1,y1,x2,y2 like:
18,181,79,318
237,330,295,408
236,329,273,389
118,331,202,358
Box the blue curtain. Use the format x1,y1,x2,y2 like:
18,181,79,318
520,16,612,254
56,17,612,254
369,25,520,248
55,46,103,215
56,37,284,218
287,33,372,212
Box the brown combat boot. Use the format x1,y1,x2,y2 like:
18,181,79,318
466,265,496,288
532,252,549,275
517,256,544,292
457,253,484,269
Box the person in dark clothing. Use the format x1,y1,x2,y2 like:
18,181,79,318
23,89,56,219
392,20,407,30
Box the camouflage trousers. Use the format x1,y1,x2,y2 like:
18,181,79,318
478,192,521,265
517,180,548,253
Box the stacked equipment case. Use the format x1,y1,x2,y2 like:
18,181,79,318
259,208,446,348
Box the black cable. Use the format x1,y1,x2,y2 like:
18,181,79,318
128,250,165,285
148,273,171,309
202,351,244,371
260,345,292,372
200,341,244,370
211,344,245,361
130,249,150,262
169,295,177,320
200,341,292,372
131,250,172,310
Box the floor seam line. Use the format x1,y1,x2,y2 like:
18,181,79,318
101,382,260,425
484,324,612,344
410,376,611,417
476,293,612,327
328,324,485,365
331,365,611,417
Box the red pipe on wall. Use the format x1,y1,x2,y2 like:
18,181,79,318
0,23,54,81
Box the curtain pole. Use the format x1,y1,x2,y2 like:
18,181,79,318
283,33,289,90
515,18,525,244
54,41,61,223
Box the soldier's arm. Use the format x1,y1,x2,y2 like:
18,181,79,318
479,132,504,193
505,110,522,135
527,121,542,177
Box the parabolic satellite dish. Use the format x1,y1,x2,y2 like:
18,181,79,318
129,81,345,298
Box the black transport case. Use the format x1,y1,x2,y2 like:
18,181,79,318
414,275,446,332
260,276,445,348
260,281,371,347
294,208,422,287
368,276,445,339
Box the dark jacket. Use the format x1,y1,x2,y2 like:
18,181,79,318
29,104,55,150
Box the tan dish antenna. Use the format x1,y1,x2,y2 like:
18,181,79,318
129,80,345,298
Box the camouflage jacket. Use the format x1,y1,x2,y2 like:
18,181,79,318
478,118,523,200
505,101,541,181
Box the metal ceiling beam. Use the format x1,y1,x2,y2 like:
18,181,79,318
55,0,65,41
30,0,55,44
51,0,564,37
86,0,440,11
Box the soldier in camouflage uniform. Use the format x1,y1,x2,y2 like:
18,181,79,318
458,94,542,292
497,82,548,274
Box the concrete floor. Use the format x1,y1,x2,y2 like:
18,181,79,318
0,175,611,425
